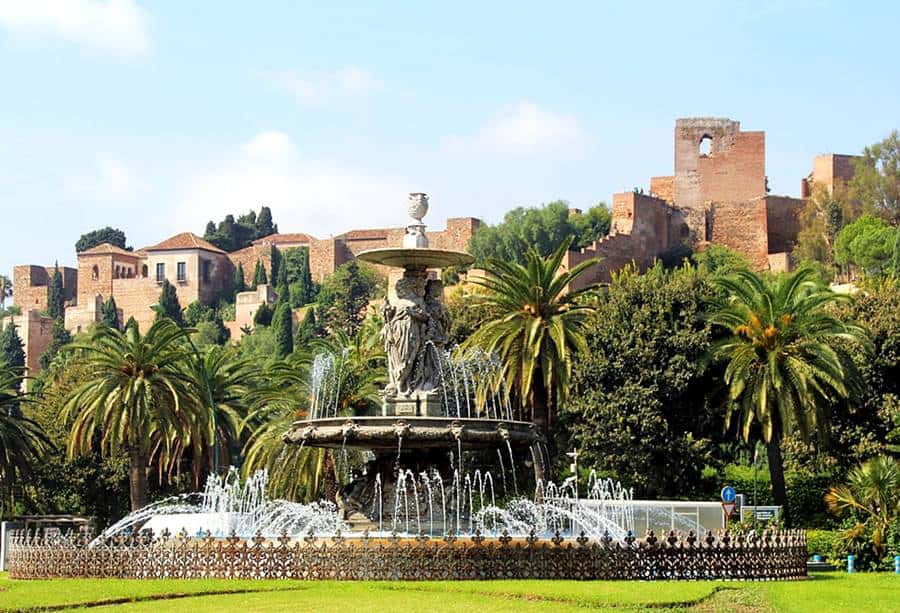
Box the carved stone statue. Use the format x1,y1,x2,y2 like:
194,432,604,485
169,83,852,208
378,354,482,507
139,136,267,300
421,279,450,392
380,276,429,397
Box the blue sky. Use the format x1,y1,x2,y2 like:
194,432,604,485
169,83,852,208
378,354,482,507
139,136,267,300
1,1,897,279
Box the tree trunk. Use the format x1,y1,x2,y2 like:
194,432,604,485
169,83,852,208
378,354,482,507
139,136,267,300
531,371,553,484
128,447,148,511
765,430,789,524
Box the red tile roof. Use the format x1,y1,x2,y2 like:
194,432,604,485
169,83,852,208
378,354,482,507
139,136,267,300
143,232,226,254
77,243,143,257
252,232,316,245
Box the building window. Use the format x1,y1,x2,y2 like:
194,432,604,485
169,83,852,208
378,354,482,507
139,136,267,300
156,263,165,283
699,134,713,157
201,260,211,284
91,265,99,280
177,262,187,283
142,265,148,278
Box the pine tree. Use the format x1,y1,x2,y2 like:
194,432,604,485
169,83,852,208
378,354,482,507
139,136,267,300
272,302,293,357
156,279,184,326
39,318,72,370
100,296,120,329
204,221,217,239
233,262,247,295
47,262,65,320
0,321,25,369
253,302,272,327
252,260,268,289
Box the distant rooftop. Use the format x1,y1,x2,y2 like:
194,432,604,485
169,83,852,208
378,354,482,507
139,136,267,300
77,243,141,257
251,232,316,246
142,232,226,254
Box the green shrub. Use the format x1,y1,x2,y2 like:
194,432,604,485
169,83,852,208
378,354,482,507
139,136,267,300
807,529,845,564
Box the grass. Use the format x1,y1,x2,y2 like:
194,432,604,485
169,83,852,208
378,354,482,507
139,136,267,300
0,572,897,611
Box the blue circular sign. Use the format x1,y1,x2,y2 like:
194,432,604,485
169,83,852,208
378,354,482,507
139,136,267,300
721,486,736,503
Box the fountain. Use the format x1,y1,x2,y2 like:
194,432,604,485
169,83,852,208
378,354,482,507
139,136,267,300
284,193,542,533
6,194,808,581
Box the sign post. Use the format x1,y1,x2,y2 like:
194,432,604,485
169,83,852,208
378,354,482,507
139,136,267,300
721,486,737,528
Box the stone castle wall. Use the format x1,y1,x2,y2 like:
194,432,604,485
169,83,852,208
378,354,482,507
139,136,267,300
11,311,55,373
674,118,767,242
12,265,77,311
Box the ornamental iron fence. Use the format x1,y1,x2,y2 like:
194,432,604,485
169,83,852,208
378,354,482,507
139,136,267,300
8,528,807,581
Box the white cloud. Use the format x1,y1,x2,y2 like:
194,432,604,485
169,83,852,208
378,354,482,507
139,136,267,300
445,101,585,156
270,66,383,104
0,0,151,56
242,130,297,159
67,152,144,201
173,131,411,238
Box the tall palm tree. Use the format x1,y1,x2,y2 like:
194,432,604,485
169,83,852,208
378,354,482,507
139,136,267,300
464,237,599,439
826,456,900,560
0,364,51,514
61,319,201,510
708,268,870,511
243,318,385,500
183,345,257,487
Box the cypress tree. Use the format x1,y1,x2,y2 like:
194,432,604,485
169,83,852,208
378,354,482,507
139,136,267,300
0,321,25,369
39,318,72,370
233,262,247,295
270,246,282,284
156,279,184,326
252,260,268,289
294,307,319,347
276,260,289,305
100,296,120,329
47,262,65,319
272,302,293,357
256,206,277,237
253,302,272,327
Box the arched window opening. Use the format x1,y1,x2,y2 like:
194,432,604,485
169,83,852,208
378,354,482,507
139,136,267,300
91,265,99,280
142,265,148,278
699,135,713,157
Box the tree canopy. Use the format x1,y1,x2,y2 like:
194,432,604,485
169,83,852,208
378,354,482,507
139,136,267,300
468,200,610,266
835,215,898,275
852,130,900,225
75,227,128,253
316,260,379,336
203,207,279,252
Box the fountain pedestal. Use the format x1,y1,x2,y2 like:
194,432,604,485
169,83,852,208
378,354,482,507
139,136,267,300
383,391,443,417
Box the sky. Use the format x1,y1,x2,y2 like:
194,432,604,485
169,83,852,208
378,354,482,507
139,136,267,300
1,1,898,278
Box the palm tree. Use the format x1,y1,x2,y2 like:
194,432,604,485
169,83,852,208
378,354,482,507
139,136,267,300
184,345,257,487
826,456,900,560
708,268,870,511
464,237,598,440
61,319,201,510
0,364,51,514
243,318,385,500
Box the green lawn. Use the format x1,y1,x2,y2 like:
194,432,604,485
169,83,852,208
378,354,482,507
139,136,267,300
0,572,896,612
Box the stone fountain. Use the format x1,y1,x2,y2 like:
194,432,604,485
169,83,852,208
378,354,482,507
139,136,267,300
283,193,540,531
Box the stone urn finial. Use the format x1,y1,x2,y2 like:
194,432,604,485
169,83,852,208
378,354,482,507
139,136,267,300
407,193,429,223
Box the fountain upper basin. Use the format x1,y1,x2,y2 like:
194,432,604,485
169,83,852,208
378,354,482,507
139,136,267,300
357,247,474,269
283,416,539,452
